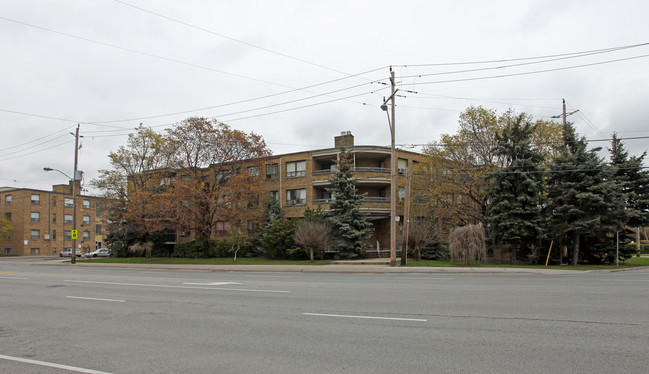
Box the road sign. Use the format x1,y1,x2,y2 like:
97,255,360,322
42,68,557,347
71,230,78,240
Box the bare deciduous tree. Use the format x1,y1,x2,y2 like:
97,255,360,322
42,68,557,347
448,223,486,265
294,221,331,263
407,217,438,261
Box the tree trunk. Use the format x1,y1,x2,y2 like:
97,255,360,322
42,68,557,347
309,247,314,263
572,232,580,265
416,245,421,261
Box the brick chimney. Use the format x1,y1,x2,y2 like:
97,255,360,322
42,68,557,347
334,131,354,148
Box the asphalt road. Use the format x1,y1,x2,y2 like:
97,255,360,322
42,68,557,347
1,260,648,373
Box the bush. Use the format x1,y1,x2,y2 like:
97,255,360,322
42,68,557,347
286,247,309,260
258,219,298,259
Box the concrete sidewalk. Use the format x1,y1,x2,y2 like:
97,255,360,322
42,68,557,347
2,256,617,274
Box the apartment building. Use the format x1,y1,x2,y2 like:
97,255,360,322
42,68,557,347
0,183,107,256
251,131,425,251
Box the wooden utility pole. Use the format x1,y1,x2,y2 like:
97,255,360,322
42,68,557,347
401,166,411,266
71,124,80,264
389,68,397,267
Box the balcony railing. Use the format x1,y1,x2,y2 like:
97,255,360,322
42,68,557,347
313,197,389,204
313,167,390,175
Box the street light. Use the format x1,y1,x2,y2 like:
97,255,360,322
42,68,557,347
381,68,399,267
44,167,79,264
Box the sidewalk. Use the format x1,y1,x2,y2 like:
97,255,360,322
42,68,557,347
3,256,609,275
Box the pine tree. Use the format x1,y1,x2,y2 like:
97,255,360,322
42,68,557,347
609,133,649,229
486,115,546,263
547,124,625,265
326,148,373,259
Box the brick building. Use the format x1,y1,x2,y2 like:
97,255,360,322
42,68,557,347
164,131,427,252
0,183,107,256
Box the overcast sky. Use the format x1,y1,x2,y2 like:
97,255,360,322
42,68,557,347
2,0,648,194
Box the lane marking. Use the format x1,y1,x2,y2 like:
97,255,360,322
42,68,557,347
67,296,126,303
0,354,113,374
303,313,427,322
183,281,242,286
599,279,649,282
394,277,455,280
0,276,29,280
64,280,290,293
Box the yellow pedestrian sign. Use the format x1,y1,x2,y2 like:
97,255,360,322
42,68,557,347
71,230,78,240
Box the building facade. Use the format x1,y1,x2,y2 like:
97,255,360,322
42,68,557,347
0,183,107,256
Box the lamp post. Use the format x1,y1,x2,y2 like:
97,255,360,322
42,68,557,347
381,68,398,267
44,167,78,264
43,123,81,264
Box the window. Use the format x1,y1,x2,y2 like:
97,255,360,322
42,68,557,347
52,196,56,206
398,188,406,201
95,224,102,235
64,198,73,207
286,161,306,177
215,221,231,235
5,195,12,205
95,203,103,218
247,220,257,234
247,166,259,177
179,227,191,237
269,190,279,201
4,248,10,255
398,158,408,174
286,189,306,206
31,212,40,223
30,248,40,255
82,215,90,225
52,213,56,223
52,230,57,240
83,231,90,240
83,199,90,209
31,194,40,205
247,194,259,209
64,231,72,240
266,164,278,180
4,212,11,221
31,229,40,240
64,214,73,224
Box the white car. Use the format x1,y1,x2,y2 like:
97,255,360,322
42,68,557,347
60,249,82,257
86,248,112,258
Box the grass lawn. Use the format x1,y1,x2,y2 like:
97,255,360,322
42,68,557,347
78,257,333,265
406,256,649,270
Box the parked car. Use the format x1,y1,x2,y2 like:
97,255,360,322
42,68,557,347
85,248,112,258
59,249,82,257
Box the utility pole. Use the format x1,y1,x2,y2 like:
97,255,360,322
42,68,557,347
401,166,411,266
389,68,397,267
71,124,80,264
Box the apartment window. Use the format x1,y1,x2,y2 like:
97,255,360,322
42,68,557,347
31,194,40,205
83,199,90,209
398,187,406,201
286,161,306,177
247,166,259,177
52,230,56,240
4,212,11,221
30,229,40,240
247,220,257,234
52,213,56,223
82,215,90,225
398,158,408,174
95,203,103,218
52,196,56,206
64,231,72,240
269,190,279,201
266,164,278,180
4,248,10,255
95,224,102,235
64,214,73,224
247,194,259,209
215,221,231,235
286,189,306,206
31,212,40,223
5,195,12,205
30,248,40,255
83,231,90,240
64,198,73,207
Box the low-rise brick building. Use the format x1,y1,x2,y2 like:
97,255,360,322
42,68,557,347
0,183,107,256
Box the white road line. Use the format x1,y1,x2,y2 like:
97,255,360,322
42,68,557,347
183,281,242,286
0,276,29,280
64,280,290,293
67,296,126,303
0,354,113,374
600,279,649,282
395,277,455,280
303,313,427,322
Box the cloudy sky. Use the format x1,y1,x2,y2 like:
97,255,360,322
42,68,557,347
2,0,648,194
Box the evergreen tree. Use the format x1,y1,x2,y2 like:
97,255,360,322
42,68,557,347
547,124,625,265
326,148,373,258
609,133,649,229
486,115,546,263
